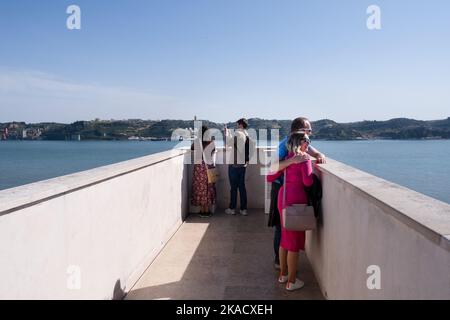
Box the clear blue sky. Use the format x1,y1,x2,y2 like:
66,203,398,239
1,0,449,123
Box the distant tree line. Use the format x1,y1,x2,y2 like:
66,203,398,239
1,117,449,141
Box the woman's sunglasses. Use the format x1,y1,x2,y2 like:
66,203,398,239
301,137,311,144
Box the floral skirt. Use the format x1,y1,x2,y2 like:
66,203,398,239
191,163,216,207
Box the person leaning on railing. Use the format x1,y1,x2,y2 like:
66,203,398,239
276,131,314,291
268,117,326,270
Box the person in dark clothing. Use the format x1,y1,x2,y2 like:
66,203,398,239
224,118,250,216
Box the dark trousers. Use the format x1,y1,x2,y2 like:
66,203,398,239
268,182,282,263
228,166,247,210
274,224,281,263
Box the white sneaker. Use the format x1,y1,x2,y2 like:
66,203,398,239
240,209,248,216
278,275,288,283
286,279,305,291
225,208,236,215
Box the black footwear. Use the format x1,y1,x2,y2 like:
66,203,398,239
199,211,211,218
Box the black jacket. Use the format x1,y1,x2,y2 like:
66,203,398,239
267,182,281,227
233,135,250,165
304,174,323,220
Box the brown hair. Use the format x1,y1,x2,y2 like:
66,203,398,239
291,117,310,132
237,118,249,129
191,125,213,150
287,131,308,153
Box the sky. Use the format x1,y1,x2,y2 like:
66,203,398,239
0,0,449,123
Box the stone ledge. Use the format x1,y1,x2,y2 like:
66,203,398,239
443,235,450,251
0,149,187,216
317,159,450,251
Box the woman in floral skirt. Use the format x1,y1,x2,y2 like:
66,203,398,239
191,125,216,217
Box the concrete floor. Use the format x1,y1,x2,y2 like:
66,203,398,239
126,209,324,300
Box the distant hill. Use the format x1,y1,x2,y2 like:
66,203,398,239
1,117,449,141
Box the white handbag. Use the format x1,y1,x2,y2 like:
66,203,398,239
282,168,317,231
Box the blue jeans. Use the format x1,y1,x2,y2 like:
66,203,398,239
228,166,247,210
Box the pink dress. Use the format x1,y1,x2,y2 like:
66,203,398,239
277,153,313,252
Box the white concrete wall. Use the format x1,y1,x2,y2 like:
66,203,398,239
0,149,190,300
306,159,450,300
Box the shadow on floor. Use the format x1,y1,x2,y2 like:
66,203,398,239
125,209,324,300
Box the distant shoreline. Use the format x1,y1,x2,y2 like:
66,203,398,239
1,117,449,141
1,137,449,142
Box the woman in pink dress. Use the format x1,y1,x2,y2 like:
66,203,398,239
277,132,313,291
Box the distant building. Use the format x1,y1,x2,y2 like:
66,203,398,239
70,134,81,141
0,128,8,140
